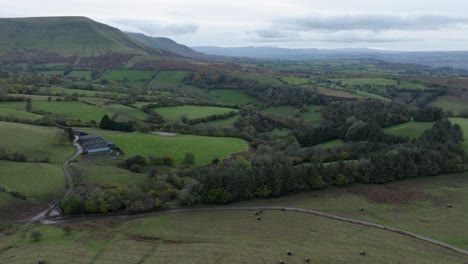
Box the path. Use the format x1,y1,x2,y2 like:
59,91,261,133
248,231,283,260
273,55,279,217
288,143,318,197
26,136,82,224
43,206,468,257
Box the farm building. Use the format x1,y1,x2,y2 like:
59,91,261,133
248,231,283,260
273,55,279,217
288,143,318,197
79,135,110,154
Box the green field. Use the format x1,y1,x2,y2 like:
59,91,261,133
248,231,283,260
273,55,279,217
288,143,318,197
76,128,249,165
0,161,65,203
40,86,123,98
155,105,238,121
384,121,435,138
263,105,323,122
279,76,309,85
151,70,188,84
0,122,73,164
449,118,468,151
66,70,92,80
432,96,468,115
0,107,43,120
235,172,468,250
398,80,427,90
1,210,466,263
101,70,155,82
0,100,147,123
262,105,297,116
196,115,239,128
331,77,398,86
300,105,323,122
208,89,257,105
312,139,346,150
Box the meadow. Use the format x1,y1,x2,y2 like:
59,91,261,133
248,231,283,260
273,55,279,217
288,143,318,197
208,89,258,105
330,77,398,86
383,121,435,138
75,128,249,165
0,210,466,263
449,118,468,151
0,161,65,203
101,70,155,82
432,96,468,115
154,105,238,121
311,139,346,150
0,122,73,164
151,70,188,84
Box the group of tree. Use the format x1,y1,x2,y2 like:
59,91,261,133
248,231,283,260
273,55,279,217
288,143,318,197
99,114,137,132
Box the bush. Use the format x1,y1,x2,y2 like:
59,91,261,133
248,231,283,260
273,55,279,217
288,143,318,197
30,231,42,241
129,164,142,173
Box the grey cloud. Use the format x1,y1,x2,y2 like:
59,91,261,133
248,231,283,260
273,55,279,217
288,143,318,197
110,19,198,36
277,13,468,31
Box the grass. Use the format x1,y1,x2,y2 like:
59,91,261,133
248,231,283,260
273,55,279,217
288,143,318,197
398,80,427,90
384,121,435,138
151,70,188,84
279,76,309,85
208,89,258,105
0,161,65,203
312,139,346,150
196,115,239,128
449,118,468,151
262,105,297,116
331,77,398,86
432,96,468,115
0,121,73,164
0,107,43,120
234,172,468,250
300,105,323,122
1,210,466,263
75,128,249,165
101,70,154,82
40,86,123,97
66,70,92,80
154,105,238,121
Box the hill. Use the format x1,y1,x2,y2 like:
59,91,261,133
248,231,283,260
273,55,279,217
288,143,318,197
0,16,176,61
192,46,468,70
127,32,208,59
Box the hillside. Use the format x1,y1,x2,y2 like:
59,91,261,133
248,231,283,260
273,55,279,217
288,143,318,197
127,32,208,59
0,16,175,59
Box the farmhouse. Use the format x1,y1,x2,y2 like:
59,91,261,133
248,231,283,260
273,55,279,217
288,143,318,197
79,134,110,154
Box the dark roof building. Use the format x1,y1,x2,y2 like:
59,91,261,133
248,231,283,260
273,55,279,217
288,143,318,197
79,135,110,154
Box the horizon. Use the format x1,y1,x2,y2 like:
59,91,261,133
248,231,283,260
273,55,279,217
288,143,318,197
1,0,468,51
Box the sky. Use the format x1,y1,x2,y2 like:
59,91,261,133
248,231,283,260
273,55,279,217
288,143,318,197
1,0,468,51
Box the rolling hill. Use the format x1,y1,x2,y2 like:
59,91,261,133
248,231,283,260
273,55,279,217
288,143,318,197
0,16,177,61
127,32,208,59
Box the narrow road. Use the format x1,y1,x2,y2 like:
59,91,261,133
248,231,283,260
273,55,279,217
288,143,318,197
44,206,468,257
26,136,82,224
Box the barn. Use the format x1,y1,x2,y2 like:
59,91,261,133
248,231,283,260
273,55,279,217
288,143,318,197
79,135,110,154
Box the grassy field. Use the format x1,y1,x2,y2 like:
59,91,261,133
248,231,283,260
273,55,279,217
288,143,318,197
398,80,427,90
0,161,65,203
151,70,188,84
66,70,92,80
300,105,323,122
432,96,468,115
384,121,435,138
101,70,155,82
279,76,309,85
449,118,468,151
235,172,468,250
0,122,73,164
262,105,297,116
76,128,249,165
196,115,239,128
312,139,346,150
331,77,398,86
154,105,238,121
40,86,123,97
1,210,466,263
208,89,258,105
0,108,43,120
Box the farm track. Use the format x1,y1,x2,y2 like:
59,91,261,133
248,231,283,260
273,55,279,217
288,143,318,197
39,206,468,257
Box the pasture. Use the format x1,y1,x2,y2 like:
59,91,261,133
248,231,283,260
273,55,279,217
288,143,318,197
383,121,435,138
0,161,65,203
208,89,257,105
330,77,398,86
0,108,43,120
154,105,238,121
431,96,468,115
0,210,466,263
0,121,73,164
101,70,155,82
279,76,309,85
195,115,239,128
75,128,249,165
236,172,468,250
151,70,188,84
449,118,468,151
311,139,346,150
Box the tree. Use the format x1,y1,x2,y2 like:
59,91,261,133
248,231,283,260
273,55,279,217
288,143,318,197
25,98,32,112
182,152,195,166
62,226,72,236
0,145,8,160
30,231,42,241
54,129,70,146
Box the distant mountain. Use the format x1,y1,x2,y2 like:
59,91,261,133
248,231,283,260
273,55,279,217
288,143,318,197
0,16,176,60
192,46,468,70
127,32,208,59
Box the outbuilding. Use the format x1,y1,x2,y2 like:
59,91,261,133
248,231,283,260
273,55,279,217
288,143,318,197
79,135,110,154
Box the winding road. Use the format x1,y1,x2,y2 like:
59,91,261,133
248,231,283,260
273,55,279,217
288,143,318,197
24,136,468,257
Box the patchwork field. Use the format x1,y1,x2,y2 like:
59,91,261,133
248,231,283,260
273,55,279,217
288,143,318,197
384,121,435,138
0,108,43,120
432,96,468,115
101,70,155,82
0,122,73,164
75,128,249,165
154,105,238,121
1,210,466,263
208,89,258,105
151,70,188,84
0,161,65,203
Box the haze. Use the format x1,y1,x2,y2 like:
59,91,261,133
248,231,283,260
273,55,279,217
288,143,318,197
1,0,468,51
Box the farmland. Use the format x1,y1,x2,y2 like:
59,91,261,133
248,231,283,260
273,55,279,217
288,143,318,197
384,121,435,138
330,77,398,86
101,70,155,82
208,89,258,105
154,105,238,121
151,70,188,84
1,210,466,263
431,96,468,115
449,118,468,151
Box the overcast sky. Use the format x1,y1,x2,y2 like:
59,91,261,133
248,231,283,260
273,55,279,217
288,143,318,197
2,0,468,50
